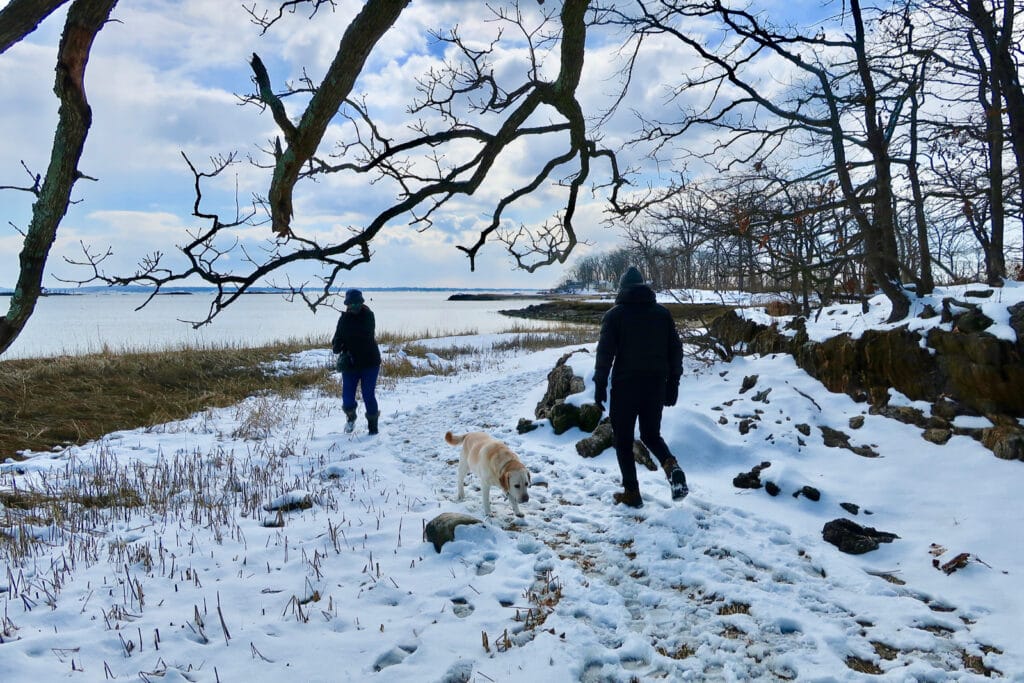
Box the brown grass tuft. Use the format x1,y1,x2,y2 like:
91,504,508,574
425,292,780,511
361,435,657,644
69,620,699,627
764,299,795,316
845,656,883,674
717,602,751,616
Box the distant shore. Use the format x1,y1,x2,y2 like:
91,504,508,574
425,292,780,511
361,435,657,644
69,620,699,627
446,292,551,301
498,298,735,325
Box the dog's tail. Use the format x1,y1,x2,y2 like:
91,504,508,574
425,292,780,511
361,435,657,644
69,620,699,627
444,431,465,446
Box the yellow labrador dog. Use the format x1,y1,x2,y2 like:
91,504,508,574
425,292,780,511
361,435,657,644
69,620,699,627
445,431,531,517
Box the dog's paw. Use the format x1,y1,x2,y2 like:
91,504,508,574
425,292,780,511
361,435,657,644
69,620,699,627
515,512,524,518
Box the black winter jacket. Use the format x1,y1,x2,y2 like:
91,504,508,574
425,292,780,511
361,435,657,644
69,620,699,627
594,284,682,389
332,306,382,371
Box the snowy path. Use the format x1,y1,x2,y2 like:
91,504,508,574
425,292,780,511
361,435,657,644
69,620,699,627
358,355,1000,681
3,344,1014,682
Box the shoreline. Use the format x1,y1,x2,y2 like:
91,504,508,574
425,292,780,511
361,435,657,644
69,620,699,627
498,299,736,325
446,292,550,301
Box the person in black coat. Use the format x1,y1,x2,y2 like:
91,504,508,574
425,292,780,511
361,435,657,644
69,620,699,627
593,266,687,507
332,289,383,435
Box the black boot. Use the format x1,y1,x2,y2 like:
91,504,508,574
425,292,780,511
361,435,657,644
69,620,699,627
662,456,689,501
613,487,643,508
344,408,357,434
366,413,379,435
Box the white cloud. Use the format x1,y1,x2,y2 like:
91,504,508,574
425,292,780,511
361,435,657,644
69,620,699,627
0,42,61,171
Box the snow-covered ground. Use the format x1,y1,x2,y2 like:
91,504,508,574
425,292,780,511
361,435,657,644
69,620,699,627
2,284,1023,681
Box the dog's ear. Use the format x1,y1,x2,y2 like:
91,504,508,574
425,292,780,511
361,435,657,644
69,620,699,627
499,471,509,491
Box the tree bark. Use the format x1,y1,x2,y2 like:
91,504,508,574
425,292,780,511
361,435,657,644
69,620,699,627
256,0,411,237
982,40,1006,284
844,0,910,320
0,0,118,356
906,67,934,294
0,0,70,54
965,0,1024,254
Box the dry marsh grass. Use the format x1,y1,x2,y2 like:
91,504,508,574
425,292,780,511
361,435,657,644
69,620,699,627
491,325,596,352
1,325,596,461
0,340,334,461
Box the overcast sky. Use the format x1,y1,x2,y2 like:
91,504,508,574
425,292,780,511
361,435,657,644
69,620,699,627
1,0,724,290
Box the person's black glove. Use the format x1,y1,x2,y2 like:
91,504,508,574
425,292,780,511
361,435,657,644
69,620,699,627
665,380,679,407
594,380,607,408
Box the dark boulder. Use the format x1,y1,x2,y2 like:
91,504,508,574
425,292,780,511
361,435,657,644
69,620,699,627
794,485,821,502
633,440,658,471
574,424,656,471
516,418,539,434
929,328,1024,416
982,424,1024,461
820,426,852,449
733,471,762,489
922,428,952,445
733,461,771,489
1009,302,1024,352
822,518,898,554
578,403,604,433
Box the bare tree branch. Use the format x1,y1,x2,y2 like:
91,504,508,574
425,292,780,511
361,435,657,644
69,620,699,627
0,0,70,55
254,0,411,237
76,0,623,326
243,0,337,36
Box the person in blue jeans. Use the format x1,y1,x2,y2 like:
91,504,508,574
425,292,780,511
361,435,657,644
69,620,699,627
332,289,382,435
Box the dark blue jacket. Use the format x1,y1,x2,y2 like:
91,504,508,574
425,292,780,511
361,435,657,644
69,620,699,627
332,306,382,370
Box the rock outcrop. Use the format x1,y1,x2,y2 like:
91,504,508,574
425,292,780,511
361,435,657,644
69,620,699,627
709,297,1024,460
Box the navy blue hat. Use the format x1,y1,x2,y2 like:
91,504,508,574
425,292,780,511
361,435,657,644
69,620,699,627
344,288,364,305
619,266,645,290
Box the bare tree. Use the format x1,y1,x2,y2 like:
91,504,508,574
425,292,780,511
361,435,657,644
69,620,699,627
70,0,624,328
960,0,1024,215
0,0,118,355
897,0,1023,284
603,0,927,320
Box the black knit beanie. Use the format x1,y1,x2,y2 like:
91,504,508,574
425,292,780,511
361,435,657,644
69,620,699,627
618,266,645,289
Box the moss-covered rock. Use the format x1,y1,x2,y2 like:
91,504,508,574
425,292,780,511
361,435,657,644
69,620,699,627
424,512,483,553
578,403,603,433
549,400,580,435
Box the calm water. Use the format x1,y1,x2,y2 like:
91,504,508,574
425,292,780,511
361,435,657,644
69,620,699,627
1,291,555,359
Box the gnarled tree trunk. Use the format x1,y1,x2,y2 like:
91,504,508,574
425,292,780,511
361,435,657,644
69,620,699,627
0,0,118,356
